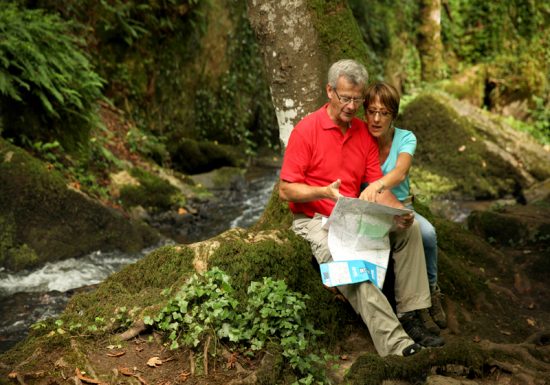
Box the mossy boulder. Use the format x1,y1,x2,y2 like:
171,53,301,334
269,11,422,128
166,138,243,175
118,167,185,212
400,92,550,200
0,138,160,272
468,198,550,247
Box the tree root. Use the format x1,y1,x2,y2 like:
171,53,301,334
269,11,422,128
480,330,550,373
116,320,147,341
346,332,550,385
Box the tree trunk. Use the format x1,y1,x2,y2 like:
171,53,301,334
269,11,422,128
418,0,444,82
246,0,327,147
246,0,370,148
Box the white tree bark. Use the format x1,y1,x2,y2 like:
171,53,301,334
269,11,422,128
247,0,328,148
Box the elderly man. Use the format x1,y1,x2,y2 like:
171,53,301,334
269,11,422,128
279,59,444,356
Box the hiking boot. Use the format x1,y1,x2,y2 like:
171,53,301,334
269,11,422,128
402,342,422,357
418,308,440,335
430,285,447,329
399,311,445,348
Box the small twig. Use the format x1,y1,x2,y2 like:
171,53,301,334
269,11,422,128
204,335,211,376
189,351,195,376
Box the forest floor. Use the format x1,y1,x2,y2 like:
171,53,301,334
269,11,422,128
3,235,549,385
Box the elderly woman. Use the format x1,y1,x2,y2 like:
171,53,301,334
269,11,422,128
361,81,447,334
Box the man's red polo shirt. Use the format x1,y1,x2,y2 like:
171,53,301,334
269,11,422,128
280,104,382,217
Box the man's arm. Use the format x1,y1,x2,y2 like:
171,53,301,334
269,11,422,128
279,179,342,203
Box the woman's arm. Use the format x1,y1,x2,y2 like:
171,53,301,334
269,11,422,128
360,152,413,200
376,152,413,191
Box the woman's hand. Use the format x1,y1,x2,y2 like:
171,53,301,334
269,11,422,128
359,180,384,202
394,212,414,229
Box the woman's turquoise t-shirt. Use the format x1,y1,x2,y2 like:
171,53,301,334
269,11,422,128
381,127,416,201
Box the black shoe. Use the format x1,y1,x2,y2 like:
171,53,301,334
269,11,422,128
399,311,445,348
402,342,422,357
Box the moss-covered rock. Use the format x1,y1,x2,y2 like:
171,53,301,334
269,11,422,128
166,138,243,175
468,198,550,247
118,167,183,211
400,92,550,200
0,138,160,272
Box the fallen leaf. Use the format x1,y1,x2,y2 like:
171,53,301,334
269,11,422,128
107,351,126,357
526,318,536,327
178,371,191,381
118,367,134,376
75,368,102,384
178,207,187,215
8,372,18,379
458,145,466,152
226,352,238,369
147,356,163,367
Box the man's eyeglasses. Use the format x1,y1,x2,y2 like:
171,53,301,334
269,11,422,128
333,88,365,105
366,109,392,119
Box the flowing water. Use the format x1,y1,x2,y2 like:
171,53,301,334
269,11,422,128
0,166,279,352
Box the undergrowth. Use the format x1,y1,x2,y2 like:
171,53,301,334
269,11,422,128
144,267,335,384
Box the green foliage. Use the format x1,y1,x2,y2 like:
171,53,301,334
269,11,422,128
0,3,104,154
146,267,332,382
348,0,420,83
442,0,545,64
194,4,278,154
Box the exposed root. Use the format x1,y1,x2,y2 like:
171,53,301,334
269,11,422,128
480,330,550,384
116,320,147,341
480,334,550,372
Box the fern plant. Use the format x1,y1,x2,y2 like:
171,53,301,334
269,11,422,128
0,3,104,155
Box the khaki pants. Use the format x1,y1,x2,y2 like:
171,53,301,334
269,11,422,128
292,214,431,356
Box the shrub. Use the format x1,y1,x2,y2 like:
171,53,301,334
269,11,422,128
0,3,104,155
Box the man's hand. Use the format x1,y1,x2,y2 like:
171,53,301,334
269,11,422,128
394,212,414,229
326,179,342,201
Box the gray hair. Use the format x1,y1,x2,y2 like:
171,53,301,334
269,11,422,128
327,59,369,89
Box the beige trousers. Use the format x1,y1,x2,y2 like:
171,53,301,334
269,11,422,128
292,214,431,356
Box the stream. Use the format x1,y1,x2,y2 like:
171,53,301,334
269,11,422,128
0,163,504,353
0,166,280,353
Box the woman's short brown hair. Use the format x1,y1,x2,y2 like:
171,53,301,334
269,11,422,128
363,82,400,120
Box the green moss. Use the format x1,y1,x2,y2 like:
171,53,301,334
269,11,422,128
434,218,499,303
209,230,358,344
63,245,195,324
467,211,527,246
4,244,39,271
119,167,181,210
399,93,518,199
438,65,486,107
346,340,486,384
252,182,293,231
308,0,371,72
166,138,242,175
